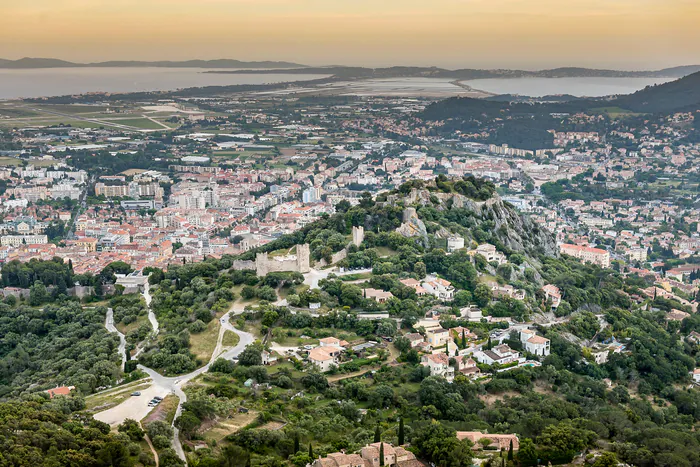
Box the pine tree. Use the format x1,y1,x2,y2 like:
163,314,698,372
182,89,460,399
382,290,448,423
374,425,381,443
398,418,404,446
379,443,384,467
309,443,314,459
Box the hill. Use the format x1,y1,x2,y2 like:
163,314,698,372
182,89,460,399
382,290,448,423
0,57,307,69
609,70,700,113
209,64,700,79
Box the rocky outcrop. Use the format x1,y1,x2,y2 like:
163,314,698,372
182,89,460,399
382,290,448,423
387,186,558,259
396,207,430,247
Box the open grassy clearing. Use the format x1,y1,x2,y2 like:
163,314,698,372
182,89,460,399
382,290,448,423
115,313,150,336
189,315,222,363
222,330,240,348
200,411,258,442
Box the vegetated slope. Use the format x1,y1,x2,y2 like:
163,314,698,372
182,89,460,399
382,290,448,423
610,71,700,113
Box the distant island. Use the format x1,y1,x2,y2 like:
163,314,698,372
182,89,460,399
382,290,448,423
0,57,308,69
207,65,700,80
2,59,700,79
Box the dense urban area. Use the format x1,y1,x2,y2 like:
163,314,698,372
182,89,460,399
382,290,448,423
1,70,700,467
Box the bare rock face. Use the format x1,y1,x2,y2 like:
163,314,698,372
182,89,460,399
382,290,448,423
393,187,558,259
396,207,429,247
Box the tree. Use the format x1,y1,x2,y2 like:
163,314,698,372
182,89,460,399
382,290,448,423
412,421,473,467
238,343,264,366
374,425,381,443
29,281,49,306
414,261,427,279
517,438,537,467
379,442,385,467
474,284,492,307
294,433,300,453
118,418,144,442
507,440,513,461
592,452,619,467
221,444,249,467
309,443,314,459
398,418,405,446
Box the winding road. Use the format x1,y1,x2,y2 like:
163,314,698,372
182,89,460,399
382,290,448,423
100,285,253,464
98,267,357,463
105,307,127,366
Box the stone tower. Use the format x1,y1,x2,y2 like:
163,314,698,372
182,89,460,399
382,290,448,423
403,207,417,223
296,243,311,273
352,225,365,247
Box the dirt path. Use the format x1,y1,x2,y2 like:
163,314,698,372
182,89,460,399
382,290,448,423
144,433,160,467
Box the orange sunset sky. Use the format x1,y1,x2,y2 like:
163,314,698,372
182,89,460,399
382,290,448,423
2,0,699,69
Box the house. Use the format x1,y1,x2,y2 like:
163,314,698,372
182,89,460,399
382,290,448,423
421,353,454,382
312,443,418,467
450,326,477,342
559,244,611,268
405,333,425,348
542,284,562,310
460,305,482,321
308,344,344,372
46,386,75,398
456,432,520,451
399,278,427,296
472,243,507,265
262,350,278,365
473,344,520,365
364,288,394,303
492,284,525,301
667,309,690,321
415,317,442,331
422,277,455,301
454,356,480,377
425,327,451,347
520,329,550,357
692,369,700,384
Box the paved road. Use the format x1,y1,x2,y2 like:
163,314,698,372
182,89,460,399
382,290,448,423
97,294,254,464
105,307,127,367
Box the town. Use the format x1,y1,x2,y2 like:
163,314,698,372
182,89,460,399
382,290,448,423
1,78,700,467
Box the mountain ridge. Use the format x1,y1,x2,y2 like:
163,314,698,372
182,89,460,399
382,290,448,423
1,58,699,78
0,57,308,69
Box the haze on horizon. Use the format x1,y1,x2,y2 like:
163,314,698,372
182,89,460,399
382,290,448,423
2,0,699,71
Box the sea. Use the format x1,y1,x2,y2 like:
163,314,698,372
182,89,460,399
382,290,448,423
461,77,675,98
0,68,330,99
0,68,678,100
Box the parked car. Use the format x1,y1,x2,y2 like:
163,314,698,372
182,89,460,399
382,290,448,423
152,396,163,401
131,392,141,396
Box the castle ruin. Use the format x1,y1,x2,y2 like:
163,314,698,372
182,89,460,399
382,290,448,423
352,225,365,247
256,244,311,276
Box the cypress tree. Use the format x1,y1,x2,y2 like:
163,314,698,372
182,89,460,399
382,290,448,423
508,440,513,461
294,434,300,453
461,330,466,349
309,443,313,459
379,443,384,467
398,418,404,446
374,425,381,443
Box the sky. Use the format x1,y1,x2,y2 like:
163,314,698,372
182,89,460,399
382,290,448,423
2,0,699,70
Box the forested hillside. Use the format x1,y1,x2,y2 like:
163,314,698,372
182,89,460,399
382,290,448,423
0,302,122,398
